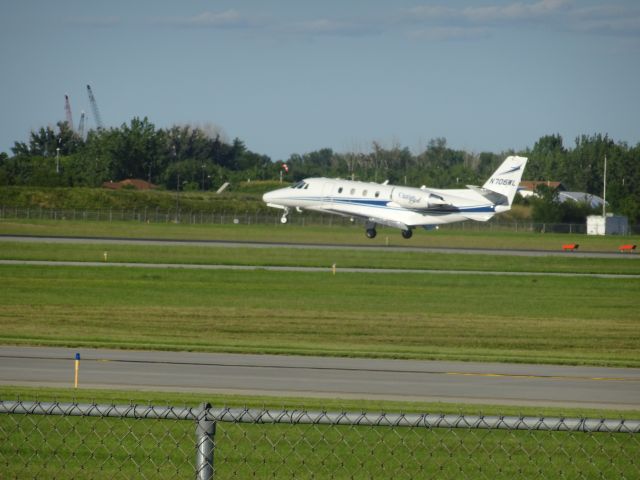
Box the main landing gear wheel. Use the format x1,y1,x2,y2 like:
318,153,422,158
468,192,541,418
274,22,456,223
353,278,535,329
401,229,413,239
366,228,377,239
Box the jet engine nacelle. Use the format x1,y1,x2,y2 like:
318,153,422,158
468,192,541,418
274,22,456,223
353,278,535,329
390,187,447,210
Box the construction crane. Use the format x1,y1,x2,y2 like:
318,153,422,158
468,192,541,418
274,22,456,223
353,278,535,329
64,94,74,131
77,111,86,139
86,84,104,129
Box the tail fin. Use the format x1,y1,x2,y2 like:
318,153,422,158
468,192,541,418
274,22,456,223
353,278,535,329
482,156,528,206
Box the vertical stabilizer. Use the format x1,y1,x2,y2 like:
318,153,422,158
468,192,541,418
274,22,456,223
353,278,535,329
482,156,528,206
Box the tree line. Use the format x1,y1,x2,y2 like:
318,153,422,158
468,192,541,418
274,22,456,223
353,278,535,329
0,118,638,223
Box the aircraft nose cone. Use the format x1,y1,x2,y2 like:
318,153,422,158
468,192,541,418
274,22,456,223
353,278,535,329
262,191,274,203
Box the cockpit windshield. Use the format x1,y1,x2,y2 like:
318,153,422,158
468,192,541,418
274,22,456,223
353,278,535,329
290,181,309,189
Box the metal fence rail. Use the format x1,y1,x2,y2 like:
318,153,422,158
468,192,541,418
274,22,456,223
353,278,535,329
1,400,640,479
209,407,640,432
4,205,639,234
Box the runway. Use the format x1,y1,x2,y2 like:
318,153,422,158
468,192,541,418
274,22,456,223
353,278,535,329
1,346,639,410
2,234,637,259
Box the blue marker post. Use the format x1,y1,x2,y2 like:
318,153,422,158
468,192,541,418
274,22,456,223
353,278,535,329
74,353,80,388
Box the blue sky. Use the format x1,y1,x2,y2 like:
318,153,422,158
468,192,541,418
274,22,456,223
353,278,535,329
1,0,639,161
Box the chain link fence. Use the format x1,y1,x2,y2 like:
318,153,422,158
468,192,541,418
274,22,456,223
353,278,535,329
4,205,637,234
2,400,639,479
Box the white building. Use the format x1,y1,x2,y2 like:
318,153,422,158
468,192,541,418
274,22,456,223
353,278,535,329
558,191,606,209
518,181,606,208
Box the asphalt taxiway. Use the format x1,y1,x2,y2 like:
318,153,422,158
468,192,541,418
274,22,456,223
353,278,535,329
1,346,639,410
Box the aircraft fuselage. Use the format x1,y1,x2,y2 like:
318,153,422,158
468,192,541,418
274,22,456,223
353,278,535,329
263,156,527,238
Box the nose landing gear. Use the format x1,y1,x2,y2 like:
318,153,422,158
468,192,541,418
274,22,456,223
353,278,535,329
280,208,290,224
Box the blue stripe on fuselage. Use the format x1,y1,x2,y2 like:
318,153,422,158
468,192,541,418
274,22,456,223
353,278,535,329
273,196,495,214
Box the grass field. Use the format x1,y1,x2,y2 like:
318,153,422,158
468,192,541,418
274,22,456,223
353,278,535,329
2,218,639,251
2,220,638,477
1,264,638,366
2,386,638,479
3,410,635,480
1,220,639,366
2,385,636,419
1,240,640,275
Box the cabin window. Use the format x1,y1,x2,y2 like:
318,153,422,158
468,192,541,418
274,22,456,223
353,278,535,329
350,188,356,195
363,190,368,196
304,183,309,189
338,187,343,194
375,191,380,198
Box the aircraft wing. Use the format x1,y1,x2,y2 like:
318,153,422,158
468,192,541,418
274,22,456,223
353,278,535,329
368,217,410,231
322,207,409,231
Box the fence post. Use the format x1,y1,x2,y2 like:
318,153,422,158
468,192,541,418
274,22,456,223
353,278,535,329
196,402,215,480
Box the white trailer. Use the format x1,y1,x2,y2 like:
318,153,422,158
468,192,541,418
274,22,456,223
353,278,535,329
587,214,629,235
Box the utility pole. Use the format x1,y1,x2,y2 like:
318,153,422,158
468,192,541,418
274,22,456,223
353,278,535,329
176,173,180,222
56,148,60,174
602,155,607,217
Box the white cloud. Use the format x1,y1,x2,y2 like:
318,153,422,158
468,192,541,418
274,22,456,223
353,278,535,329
156,9,382,38
287,18,382,37
570,4,640,36
408,0,573,24
403,1,640,40
462,0,573,23
153,10,264,29
408,26,491,41
150,3,640,40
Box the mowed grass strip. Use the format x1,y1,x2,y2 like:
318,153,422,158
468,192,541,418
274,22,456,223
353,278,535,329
3,412,634,479
2,218,639,252
1,265,638,366
4,385,638,418
1,241,639,275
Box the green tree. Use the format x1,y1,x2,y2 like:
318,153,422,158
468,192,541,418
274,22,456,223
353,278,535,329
530,184,563,224
105,117,164,181
567,134,613,193
527,134,566,181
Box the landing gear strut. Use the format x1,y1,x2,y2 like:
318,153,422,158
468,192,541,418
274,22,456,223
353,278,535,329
401,229,413,239
365,221,377,239
280,208,289,224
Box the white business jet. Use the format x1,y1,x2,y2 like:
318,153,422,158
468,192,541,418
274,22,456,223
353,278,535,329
263,155,527,239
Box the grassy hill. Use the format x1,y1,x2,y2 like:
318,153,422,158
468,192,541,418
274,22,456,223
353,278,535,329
0,182,533,221
0,183,281,213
